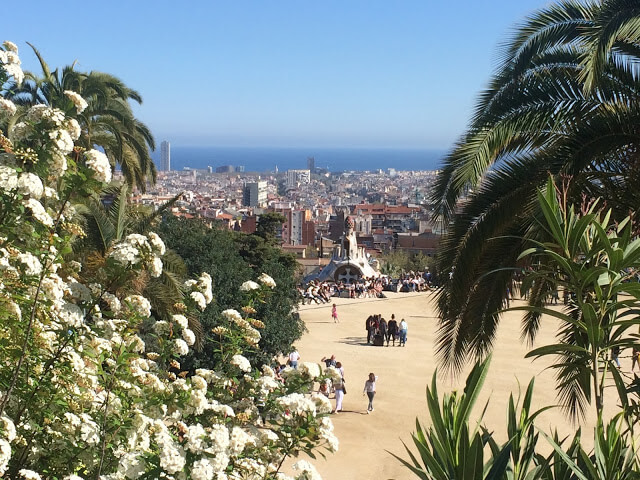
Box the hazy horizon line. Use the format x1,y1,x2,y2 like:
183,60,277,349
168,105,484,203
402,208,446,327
157,144,451,151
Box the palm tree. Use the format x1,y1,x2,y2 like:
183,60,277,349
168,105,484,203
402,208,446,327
431,0,640,373
74,185,194,332
10,44,156,191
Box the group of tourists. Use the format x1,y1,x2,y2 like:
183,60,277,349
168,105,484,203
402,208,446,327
298,278,387,304
299,269,438,306
385,270,433,292
365,313,407,346
318,354,378,414
299,281,332,304
298,284,422,416
319,354,346,413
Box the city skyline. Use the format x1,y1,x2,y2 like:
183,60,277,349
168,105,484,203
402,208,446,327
6,0,550,150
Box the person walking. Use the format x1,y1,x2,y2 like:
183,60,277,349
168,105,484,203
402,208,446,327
362,372,378,413
387,314,398,346
331,303,339,323
288,349,300,369
334,365,346,413
399,318,408,346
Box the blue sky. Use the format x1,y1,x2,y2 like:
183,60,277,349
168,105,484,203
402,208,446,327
8,1,551,150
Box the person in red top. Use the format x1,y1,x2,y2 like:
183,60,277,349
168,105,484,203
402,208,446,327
331,304,339,323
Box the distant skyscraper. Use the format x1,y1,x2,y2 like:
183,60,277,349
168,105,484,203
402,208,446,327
160,141,171,171
307,156,315,172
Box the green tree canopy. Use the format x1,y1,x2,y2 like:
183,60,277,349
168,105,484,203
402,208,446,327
159,216,304,369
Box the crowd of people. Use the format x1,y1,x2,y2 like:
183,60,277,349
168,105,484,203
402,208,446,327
299,282,333,304
390,270,433,292
299,270,434,305
365,313,407,346
293,276,424,416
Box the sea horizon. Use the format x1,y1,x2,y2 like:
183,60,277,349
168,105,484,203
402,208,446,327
152,145,448,173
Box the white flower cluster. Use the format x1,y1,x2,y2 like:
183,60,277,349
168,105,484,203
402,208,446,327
84,149,112,183
17,252,42,276
0,38,336,480
18,173,44,198
230,354,252,372
0,97,16,118
0,40,24,85
0,166,17,191
6,100,83,178
147,232,166,255
0,416,16,475
24,199,53,227
109,232,164,277
258,273,277,288
184,273,213,311
172,314,196,346
241,273,276,292
240,280,259,291
323,366,343,382
298,362,321,379
292,460,322,480
124,294,152,318
222,308,262,346
63,90,88,113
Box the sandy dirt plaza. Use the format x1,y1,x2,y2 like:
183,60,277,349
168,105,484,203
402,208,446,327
285,291,622,479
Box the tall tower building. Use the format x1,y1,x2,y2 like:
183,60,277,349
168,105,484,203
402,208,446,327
243,181,267,207
307,156,315,172
160,141,171,171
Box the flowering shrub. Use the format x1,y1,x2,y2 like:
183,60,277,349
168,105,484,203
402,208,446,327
0,41,335,479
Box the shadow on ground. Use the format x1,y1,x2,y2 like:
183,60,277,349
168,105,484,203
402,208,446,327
338,336,387,347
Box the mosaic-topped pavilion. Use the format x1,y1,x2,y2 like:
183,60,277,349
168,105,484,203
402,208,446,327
309,215,379,283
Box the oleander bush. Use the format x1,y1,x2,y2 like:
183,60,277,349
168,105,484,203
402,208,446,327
0,41,335,480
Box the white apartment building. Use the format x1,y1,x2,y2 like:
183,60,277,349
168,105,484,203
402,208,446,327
286,169,311,188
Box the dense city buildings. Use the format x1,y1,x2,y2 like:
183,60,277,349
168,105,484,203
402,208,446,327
137,161,442,271
160,140,171,171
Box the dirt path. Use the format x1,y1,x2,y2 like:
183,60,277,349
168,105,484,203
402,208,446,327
290,292,621,479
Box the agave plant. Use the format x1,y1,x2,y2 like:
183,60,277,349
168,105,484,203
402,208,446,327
395,354,640,479
538,414,640,480
391,356,551,480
